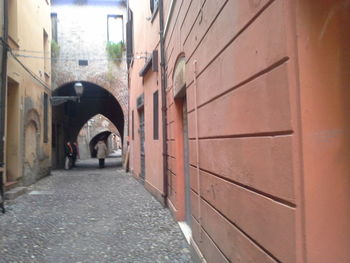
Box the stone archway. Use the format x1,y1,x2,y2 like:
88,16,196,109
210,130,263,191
77,114,120,160
52,82,125,168
53,79,128,116
89,130,112,158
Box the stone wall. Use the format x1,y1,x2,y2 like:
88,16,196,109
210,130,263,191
51,2,128,167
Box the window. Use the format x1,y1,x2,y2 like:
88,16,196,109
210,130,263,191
51,13,57,42
150,0,159,14
132,110,134,140
153,90,159,140
107,15,123,44
78,59,88,66
43,93,49,143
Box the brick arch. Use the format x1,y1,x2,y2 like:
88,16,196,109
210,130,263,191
83,117,120,141
53,77,128,116
89,130,112,158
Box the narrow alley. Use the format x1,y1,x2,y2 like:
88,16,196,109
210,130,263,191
0,156,192,263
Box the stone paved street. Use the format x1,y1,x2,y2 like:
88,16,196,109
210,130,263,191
0,157,192,263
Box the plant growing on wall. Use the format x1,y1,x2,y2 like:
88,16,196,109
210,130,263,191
106,41,124,65
51,40,60,61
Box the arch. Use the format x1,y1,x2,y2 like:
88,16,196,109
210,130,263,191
53,78,127,115
52,81,125,168
23,109,41,186
76,114,120,159
53,81,125,141
77,114,120,141
89,130,112,158
25,108,41,132
172,54,186,98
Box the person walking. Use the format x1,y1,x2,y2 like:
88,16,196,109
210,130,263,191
94,140,108,168
64,141,73,170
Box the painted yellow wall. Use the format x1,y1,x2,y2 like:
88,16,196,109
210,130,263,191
5,0,52,184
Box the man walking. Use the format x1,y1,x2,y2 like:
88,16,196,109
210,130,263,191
94,140,108,168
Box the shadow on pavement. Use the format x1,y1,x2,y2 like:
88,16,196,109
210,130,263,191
70,155,123,171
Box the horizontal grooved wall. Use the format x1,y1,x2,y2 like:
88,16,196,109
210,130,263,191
164,0,299,262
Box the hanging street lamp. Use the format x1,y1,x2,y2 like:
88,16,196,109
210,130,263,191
50,82,85,106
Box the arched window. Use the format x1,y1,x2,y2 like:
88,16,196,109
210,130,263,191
173,56,186,98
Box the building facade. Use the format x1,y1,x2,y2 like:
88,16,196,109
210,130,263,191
128,0,350,262
2,0,52,190
127,0,164,200
51,0,128,168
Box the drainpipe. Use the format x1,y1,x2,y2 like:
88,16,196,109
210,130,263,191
163,0,176,38
126,0,130,171
0,0,8,213
159,0,168,207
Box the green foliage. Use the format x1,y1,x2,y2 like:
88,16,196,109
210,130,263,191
106,41,124,64
51,40,60,60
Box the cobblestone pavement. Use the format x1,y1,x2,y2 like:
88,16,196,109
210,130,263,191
0,157,193,263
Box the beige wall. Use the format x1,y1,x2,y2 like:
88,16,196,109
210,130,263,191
5,0,52,186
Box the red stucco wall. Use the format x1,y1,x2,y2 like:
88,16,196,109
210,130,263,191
128,0,164,203
297,0,350,262
164,0,301,262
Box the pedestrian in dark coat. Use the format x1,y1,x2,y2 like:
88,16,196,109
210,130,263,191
65,141,73,170
72,142,78,167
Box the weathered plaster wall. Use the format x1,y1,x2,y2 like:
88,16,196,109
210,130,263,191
5,0,52,186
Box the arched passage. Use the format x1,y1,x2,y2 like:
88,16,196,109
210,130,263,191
89,131,111,158
52,81,125,168
76,114,121,160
